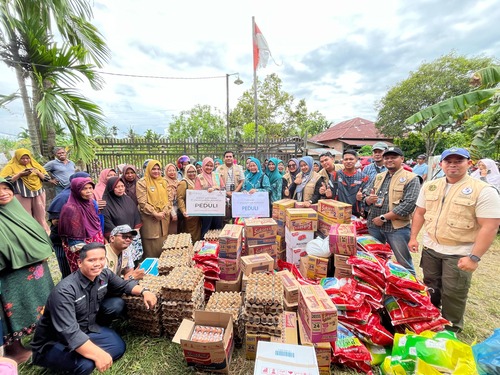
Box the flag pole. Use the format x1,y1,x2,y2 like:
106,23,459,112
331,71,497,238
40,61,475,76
252,16,258,153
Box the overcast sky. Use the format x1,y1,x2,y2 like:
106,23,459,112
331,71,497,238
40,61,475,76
1,0,499,138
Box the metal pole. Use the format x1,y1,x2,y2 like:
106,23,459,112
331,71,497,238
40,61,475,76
226,73,230,142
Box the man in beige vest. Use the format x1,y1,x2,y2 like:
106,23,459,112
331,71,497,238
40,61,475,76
409,147,500,332
106,225,145,281
365,147,421,275
216,151,245,223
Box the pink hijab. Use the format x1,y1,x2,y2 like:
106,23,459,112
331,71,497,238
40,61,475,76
93,168,116,201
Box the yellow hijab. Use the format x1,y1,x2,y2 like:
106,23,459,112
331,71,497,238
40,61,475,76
144,160,168,212
0,148,47,191
164,163,179,203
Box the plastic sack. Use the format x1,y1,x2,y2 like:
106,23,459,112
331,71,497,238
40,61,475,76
356,235,393,259
333,323,373,374
366,343,391,366
305,236,330,258
473,328,500,375
385,260,426,291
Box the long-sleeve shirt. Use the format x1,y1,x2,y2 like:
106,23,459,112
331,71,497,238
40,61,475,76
31,269,137,354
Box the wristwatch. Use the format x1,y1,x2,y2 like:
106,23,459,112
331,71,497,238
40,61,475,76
380,215,388,222
128,275,135,280
468,254,481,263
140,287,151,296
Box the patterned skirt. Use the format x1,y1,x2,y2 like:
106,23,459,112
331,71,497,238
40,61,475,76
62,232,105,272
0,261,54,345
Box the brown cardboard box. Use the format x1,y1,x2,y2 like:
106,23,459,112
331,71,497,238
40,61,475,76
216,271,242,292
286,208,318,220
298,316,332,370
299,254,329,279
244,218,277,238
317,212,337,237
173,311,234,374
245,311,298,359
246,242,277,256
334,254,350,268
245,237,276,247
334,266,353,279
218,257,241,281
218,224,243,259
272,199,297,221
298,285,338,343
240,253,274,276
317,199,352,223
329,223,357,255
276,270,300,304
283,298,298,312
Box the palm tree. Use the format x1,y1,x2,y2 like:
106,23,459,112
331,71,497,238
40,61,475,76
0,0,110,161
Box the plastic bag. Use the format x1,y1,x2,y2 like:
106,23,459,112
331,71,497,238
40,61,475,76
306,236,330,258
473,328,500,375
385,260,426,291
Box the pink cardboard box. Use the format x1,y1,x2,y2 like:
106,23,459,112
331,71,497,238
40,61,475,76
329,223,357,255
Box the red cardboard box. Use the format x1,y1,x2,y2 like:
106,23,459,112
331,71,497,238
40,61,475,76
317,212,337,237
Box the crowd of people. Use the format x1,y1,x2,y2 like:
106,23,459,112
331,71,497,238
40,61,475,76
0,144,499,374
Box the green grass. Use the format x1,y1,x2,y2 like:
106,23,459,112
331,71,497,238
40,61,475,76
19,236,500,374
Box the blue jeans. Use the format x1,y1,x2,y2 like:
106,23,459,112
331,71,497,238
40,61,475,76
32,326,126,375
97,297,126,326
368,226,416,276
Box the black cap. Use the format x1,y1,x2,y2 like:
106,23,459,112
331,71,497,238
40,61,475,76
383,147,404,157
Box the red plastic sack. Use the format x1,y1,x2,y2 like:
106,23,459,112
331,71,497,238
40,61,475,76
333,323,373,374
384,296,441,325
338,301,372,324
347,250,386,273
385,283,430,306
356,235,393,259
193,241,219,261
385,260,426,291
405,316,449,334
352,266,386,291
342,313,394,347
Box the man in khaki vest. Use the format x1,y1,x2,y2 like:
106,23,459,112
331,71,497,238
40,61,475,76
365,147,421,275
216,151,245,223
409,147,500,332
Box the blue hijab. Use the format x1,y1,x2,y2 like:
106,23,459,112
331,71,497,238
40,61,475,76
266,157,282,185
246,157,264,187
48,171,90,219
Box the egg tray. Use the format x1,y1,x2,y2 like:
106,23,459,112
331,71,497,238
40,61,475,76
203,229,221,242
162,233,193,250
245,320,282,336
158,249,194,275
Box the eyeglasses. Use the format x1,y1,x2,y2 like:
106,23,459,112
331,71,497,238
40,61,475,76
287,164,296,167
116,234,134,240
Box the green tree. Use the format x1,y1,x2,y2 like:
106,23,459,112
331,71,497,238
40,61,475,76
357,145,373,156
406,66,500,160
376,52,494,157
167,104,225,141
144,129,163,141
0,0,110,161
230,74,329,139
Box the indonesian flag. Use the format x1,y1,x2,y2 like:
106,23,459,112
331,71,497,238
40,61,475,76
253,22,271,71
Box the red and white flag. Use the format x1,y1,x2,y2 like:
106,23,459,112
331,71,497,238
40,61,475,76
253,22,271,71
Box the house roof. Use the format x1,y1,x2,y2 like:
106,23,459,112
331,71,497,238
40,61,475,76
310,117,389,142
341,139,394,147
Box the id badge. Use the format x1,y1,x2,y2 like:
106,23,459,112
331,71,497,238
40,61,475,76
375,196,385,207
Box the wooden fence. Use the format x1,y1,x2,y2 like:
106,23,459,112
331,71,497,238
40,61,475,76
89,137,306,177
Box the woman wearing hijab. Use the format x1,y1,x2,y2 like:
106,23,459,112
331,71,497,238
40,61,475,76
102,176,143,261
278,161,286,176
47,171,90,278
0,178,54,363
136,160,171,258
214,158,223,168
59,177,104,272
282,158,300,198
287,156,322,206
265,157,283,203
0,148,51,232
471,158,500,190
92,168,117,202
195,157,225,238
313,160,321,173
177,164,201,242
120,164,139,205
195,161,203,175
243,157,271,194
164,163,179,235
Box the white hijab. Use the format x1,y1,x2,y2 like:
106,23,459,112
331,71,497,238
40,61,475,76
471,158,500,189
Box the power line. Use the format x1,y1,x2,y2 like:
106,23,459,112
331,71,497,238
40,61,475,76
0,57,236,81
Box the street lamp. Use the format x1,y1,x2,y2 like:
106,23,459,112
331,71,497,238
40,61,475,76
226,73,243,141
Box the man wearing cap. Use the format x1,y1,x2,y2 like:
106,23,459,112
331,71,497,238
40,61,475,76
106,225,145,281
363,142,388,179
412,154,428,181
409,147,500,332
31,242,157,375
365,147,421,275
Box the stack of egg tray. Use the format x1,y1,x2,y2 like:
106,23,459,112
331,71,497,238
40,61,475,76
205,291,244,347
123,274,166,337
160,266,205,336
241,273,284,336
158,248,194,276
203,229,221,243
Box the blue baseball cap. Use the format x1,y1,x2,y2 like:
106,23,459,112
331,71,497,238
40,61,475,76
440,147,470,161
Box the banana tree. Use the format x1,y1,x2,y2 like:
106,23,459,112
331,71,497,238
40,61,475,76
406,66,500,157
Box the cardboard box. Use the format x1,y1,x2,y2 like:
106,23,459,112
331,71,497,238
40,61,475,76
334,266,353,279
218,257,241,281
272,199,297,221
245,237,276,247
283,298,298,312
254,341,320,375
244,218,277,239
245,311,298,360
285,227,315,247
317,199,352,223
298,316,332,369
216,271,242,292
329,223,357,255
240,253,274,276
317,212,337,237
246,242,277,256
218,224,243,259
277,270,300,304
334,254,350,268
298,285,338,343
285,245,307,267
276,235,285,252
173,311,234,374
299,254,329,279
241,273,248,293
285,217,318,232
286,208,318,220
